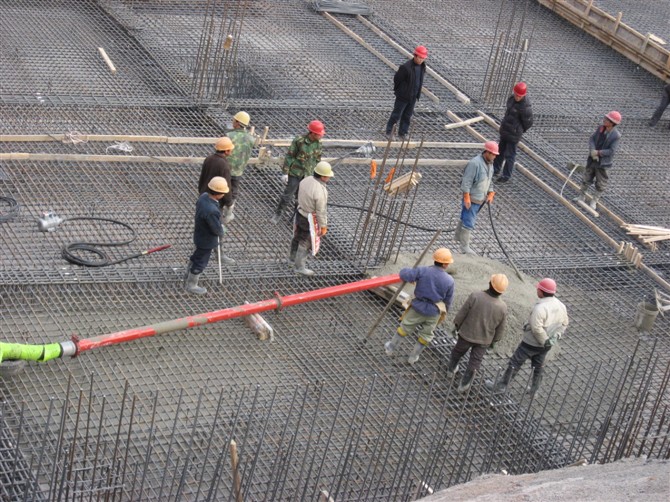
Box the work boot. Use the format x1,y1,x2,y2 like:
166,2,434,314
445,357,459,378
294,245,314,276
457,368,475,394
407,342,426,365
589,190,603,210
573,191,586,203
459,228,475,255
185,271,207,295
222,203,235,224
527,372,543,396
271,211,281,225
485,365,517,393
221,255,236,265
384,332,403,356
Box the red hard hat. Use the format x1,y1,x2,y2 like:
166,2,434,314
414,45,428,58
513,82,527,96
537,278,557,295
484,141,499,155
308,120,325,136
605,110,622,125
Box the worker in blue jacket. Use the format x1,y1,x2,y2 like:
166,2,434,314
384,248,455,365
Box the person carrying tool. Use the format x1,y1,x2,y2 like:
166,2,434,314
272,120,325,224
492,82,534,183
289,161,333,276
223,111,255,224
648,83,670,129
384,248,455,365
574,111,622,211
185,177,230,295
486,278,569,396
385,45,427,140
455,141,499,255
446,274,509,394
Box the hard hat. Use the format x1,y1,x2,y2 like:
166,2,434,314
208,176,230,194
537,278,557,295
433,247,454,264
414,45,428,58
484,141,499,155
233,111,250,126
490,274,509,294
314,161,334,177
308,120,325,136
513,82,527,96
605,110,622,125
215,137,235,152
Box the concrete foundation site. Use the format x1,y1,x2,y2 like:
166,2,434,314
1,0,669,500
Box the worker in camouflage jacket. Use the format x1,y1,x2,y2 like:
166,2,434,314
493,82,534,183
272,120,324,224
223,111,255,224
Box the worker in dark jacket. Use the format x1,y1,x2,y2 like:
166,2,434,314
384,248,455,365
574,111,622,211
446,274,509,394
648,83,670,129
493,82,534,183
198,136,234,207
185,177,229,296
385,45,428,140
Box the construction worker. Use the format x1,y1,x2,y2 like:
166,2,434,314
455,141,499,254
648,83,670,129
446,274,509,393
385,45,427,140
185,177,230,295
486,278,569,396
272,120,325,224
289,161,334,276
222,111,255,224
574,111,622,211
384,248,455,365
492,82,534,183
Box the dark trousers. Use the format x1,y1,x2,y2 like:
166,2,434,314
492,138,518,179
290,212,312,258
510,341,550,376
386,98,416,137
276,174,302,214
189,247,214,275
449,336,489,372
649,89,670,126
219,177,240,209
582,158,609,192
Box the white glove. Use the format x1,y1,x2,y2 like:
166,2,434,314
590,150,599,161
280,174,289,184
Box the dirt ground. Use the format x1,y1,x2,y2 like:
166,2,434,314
372,252,563,361
417,457,670,502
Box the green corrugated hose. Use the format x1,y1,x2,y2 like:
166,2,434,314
0,342,63,363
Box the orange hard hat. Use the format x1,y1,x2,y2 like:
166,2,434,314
215,137,234,152
433,247,454,264
490,274,509,293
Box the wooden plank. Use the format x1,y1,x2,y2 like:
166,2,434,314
444,116,484,130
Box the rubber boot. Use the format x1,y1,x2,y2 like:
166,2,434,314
527,371,543,396
185,271,207,295
288,239,299,266
222,203,235,224
384,332,403,356
454,220,463,241
485,365,517,393
271,207,282,225
445,355,460,378
589,190,603,210
459,228,475,255
407,341,426,365
294,245,314,276
221,254,236,265
457,368,475,394
573,186,587,203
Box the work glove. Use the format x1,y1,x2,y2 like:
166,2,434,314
320,226,328,236
590,150,599,161
281,174,289,184
486,191,495,204
543,339,552,349
463,192,471,209
489,342,497,351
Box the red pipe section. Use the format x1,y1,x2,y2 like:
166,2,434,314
76,274,401,354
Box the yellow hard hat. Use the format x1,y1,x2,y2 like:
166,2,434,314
215,136,235,152
233,111,250,126
433,247,453,264
490,274,509,293
208,176,230,194
314,161,334,177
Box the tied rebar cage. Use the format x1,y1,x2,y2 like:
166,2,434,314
1,346,669,501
